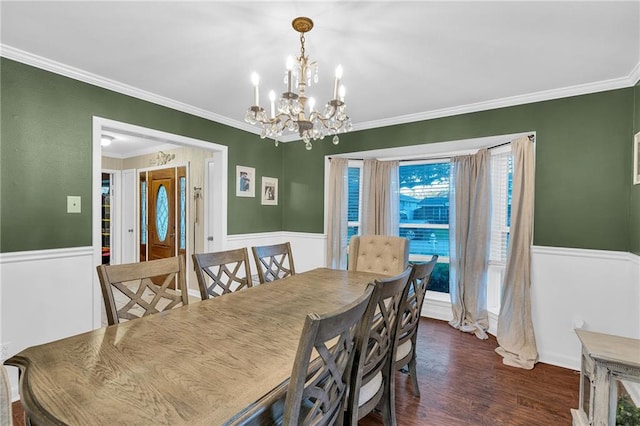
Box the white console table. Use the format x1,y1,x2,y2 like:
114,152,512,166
571,329,640,426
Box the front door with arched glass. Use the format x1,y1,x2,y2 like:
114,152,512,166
149,168,176,261
140,166,187,289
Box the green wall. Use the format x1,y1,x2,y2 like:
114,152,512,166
0,58,282,253
631,80,640,255
2,58,638,254
282,89,635,252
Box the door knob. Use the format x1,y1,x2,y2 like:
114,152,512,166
207,236,214,241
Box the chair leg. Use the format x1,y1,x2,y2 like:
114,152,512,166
408,356,421,397
379,367,397,426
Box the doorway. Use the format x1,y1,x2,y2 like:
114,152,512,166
92,117,228,329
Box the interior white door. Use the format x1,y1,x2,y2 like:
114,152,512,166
204,158,221,253
121,169,137,263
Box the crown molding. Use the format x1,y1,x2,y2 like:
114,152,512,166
2,44,639,143
352,66,640,133
0,44,261,136
630,60,640,86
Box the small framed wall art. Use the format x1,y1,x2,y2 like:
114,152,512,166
634,132,640,185
236,166,255,197
261,177,278,205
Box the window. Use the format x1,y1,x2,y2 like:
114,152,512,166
399,162,451,293
490,152,513,263
344,148,513,298
140,179,147,245
488,149,513,313
347,164,362,242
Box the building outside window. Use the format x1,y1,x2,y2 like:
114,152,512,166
399,161,451,292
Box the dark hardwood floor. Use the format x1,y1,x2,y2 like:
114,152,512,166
360,318,579,426
10,318,579,425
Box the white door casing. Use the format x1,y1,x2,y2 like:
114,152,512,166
121,169,137,264
93,117,228,329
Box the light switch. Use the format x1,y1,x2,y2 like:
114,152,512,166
67,196,81,213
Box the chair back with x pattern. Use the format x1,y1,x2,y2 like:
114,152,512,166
347,267,412,426
282,285,374,426
192,248,253,300
96,255,189,325
251,242,296,284
394,255,438,396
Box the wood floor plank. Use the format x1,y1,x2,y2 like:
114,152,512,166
360,318,579,425
10,318,579,425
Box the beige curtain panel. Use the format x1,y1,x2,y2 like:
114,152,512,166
0,366,11,426
326,158,349,269
448,149,491,340
361,159,400,236
495,136,539,370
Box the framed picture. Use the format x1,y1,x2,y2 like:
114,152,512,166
261,177,278,205
236,166,255,197
634,132,640,185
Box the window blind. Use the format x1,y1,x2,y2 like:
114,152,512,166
490,152,512,262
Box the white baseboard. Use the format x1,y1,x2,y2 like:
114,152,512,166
423,297,453,322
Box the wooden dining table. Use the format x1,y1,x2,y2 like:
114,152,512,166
5,268,382,425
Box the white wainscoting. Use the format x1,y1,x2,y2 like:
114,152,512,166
423,246,640,371
1,237,638,400
530,246,640,370
0,247,96,401
226,231,327,274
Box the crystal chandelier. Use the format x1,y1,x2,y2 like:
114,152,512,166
245,17,352,150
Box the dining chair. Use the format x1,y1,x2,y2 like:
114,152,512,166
252,242,296,284
395,255,438,396
282,285,374,425
348,235,409,276
96,255,189,325
347,267,412,425
192,248,253,300
0,366,10,426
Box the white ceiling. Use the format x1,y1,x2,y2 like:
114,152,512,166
2,1,640,156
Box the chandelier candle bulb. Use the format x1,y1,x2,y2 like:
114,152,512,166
286,56,294,93
339,85,346,102
269,91,276,118
333,65,343,99
251,72,260,106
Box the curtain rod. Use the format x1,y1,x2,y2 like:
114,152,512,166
329,134,535,162
487,134,535,150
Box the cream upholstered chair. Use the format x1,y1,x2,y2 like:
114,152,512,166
96,255,189,325
395,255,438,396
348,235,409,276
347,267,412,426
193,248,253,299
1,366,11,426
